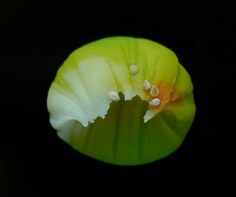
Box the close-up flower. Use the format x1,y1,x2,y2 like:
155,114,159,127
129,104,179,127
1,1,233,195
47,37,196,165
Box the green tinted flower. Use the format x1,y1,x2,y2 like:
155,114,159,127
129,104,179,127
47,37,196,165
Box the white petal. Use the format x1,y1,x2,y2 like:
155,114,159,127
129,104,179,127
144,109,159,123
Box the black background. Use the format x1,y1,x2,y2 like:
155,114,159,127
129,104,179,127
1,1,235,196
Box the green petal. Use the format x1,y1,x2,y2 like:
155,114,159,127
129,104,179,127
47,36,196,165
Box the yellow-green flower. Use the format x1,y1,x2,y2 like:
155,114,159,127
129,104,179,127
47,37,196,165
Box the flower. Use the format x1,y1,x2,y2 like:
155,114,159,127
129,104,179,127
47,37,196,165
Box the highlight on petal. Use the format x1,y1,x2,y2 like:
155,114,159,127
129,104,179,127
47,36,196,165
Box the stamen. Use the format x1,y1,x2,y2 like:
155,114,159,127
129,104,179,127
149,98,161,107
108,91,120,101
143,80,151,91
129,64,138,74
150,85,159,97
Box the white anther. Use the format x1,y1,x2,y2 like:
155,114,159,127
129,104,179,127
108,91,120,101
143,80,151,91
150,85,159,97
129,64,138,74
149,98,161,107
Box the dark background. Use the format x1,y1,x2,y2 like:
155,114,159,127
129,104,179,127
1,1,235,196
